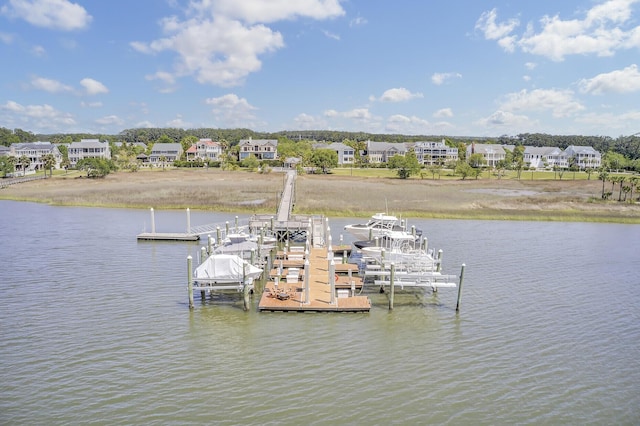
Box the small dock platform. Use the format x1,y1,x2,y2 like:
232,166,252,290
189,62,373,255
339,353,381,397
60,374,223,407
258,247,370,313
137,232,199,241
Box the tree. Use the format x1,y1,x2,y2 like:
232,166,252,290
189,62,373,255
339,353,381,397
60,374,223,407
455,160,473,180
241,153,260,171
468,153,486,168
180,135,198,156
17,155,31,175
76,158,114,178
0,155,16,176
598,168,609,199
387,150,421,179
41,153,56,177
310,149,338,173
159,155,167,171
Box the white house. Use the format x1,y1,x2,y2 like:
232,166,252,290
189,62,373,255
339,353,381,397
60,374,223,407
68,139,111,166
365,141,407,164
186,138,223,161
149,143,183,165
467,143,506,167
9,141,62,172
413,139,458,166
523,146,568,169
564,145,601,169
238,138,278,160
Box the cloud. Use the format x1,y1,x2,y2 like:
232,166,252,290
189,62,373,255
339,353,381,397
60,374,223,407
1,100,76,130
322,29,340,40
292,113,328,130
95,115,124,126
385,114,452,134
165,115,192,128
80,78,108,95
132,0,344,88
30,76,73,93
1,0,92,31
499,88,585,118
80,101,102,108
349,16,367,27
579,64,640,94
205,93,258,126
475,8,519,52
434,108,453,118
0,32,14,44
377,87,423,102
478,1,640,61
475,110,534,129
431,72,462,85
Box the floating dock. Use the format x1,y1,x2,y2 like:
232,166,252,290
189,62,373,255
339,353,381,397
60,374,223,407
258,246,371,313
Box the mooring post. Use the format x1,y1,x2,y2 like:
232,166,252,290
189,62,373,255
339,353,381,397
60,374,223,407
150,207,155,234
456,264,466,312
436,249,443,272
187,256,194,309
250,248,255,266
348,268,354,296
243,263,250,311
270,217,274,232
389,262,395,310
368,228,373,240
216,227,221,245
207,235,213,255
225,221,229,237
235,215,239,232
200,246,206,265
411,225,416,238
343,250,347,264
330,259,336,305
186,208,191,233
304,258,310,304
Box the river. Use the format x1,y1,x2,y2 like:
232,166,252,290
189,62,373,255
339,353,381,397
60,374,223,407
1,200,638,425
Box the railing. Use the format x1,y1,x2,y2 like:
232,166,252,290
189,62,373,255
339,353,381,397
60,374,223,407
0,175,47,189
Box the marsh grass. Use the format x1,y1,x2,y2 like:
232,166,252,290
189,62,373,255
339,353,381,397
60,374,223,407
2,168,639,223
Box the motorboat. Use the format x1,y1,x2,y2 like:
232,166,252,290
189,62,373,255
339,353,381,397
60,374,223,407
344,213,421,240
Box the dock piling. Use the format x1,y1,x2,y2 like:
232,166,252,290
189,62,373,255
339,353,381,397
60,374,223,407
304,258,310,304
150,208,155,233
456,264,466,312
187,256,194,309
187,208,191,233
389,262,395,310
329,259,336,305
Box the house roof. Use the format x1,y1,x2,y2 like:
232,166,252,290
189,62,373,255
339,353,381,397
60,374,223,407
150,143,183,153
239,138,278,146
366,141,407,152
69,140,108,149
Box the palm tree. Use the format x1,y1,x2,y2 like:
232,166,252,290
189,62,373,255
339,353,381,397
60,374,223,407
41,153,56,177
598,168,609,199
617,176,627,202
159,155,167,171
18,155,31,176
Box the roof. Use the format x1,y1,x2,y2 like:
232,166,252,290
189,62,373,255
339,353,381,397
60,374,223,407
69,140,108,149
366,141,407,152
150,143,183,153
239,138,278,146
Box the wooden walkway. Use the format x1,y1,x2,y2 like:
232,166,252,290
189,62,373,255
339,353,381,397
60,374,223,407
258,247,371,312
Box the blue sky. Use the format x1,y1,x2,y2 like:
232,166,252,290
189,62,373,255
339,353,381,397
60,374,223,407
1,0,639,138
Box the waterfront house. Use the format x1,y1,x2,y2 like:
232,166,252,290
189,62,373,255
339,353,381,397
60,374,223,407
186,138,223,162
412,139,458,166
467,143,506,167
8,141,63,172
68,139,111,166
238,138,278,161
365,141,407,164
313,142,355,165
149,143,183,165
523,146,568,169
563,145,601,169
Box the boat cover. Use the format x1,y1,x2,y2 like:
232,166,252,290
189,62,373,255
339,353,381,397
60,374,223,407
194,254,263,282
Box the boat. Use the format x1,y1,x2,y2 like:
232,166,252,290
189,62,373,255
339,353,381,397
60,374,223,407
344,213,421,240
193,253,263,288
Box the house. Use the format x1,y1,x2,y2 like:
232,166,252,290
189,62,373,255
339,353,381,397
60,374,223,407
149,143,183,165
466,143,506,167
68,139,111,166
412,139,458,166
365,141,407,164
238,138,277,160
186,138,223,162
9,141,63,172
313,142,355,165
523,146,567,169
283,157,302,169
564,145,601,169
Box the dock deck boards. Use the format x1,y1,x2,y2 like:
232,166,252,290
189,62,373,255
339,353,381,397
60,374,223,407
258,247,370,312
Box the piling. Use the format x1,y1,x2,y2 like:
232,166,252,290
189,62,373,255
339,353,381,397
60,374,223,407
436,249,443,272
456,264,466,312
329,259,336,305
207,235,213,254
186,208,191,233
243,263,250,311
304,258,310,304
389,262,395,310
187,256,194,309
216,227,221,244
150,208,155,233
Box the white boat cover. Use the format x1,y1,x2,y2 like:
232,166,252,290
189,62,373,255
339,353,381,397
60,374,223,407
194,254,263,283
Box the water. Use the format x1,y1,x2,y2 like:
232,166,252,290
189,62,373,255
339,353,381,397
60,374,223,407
1,200,639,425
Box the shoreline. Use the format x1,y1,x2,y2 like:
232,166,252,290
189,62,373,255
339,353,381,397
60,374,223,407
2,168,639,224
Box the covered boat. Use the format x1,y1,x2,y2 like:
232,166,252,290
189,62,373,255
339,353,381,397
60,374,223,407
194,254,263,284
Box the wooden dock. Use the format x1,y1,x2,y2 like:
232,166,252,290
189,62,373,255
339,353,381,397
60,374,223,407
137,232,199,241
258,247,371,312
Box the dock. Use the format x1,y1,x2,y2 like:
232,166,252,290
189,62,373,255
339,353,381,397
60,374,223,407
258,246,371,312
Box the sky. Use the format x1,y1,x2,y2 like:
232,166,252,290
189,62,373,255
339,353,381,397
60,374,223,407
1,0,640,138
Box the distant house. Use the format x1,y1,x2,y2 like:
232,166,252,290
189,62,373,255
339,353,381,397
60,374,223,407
564,145,601,169
283,157,302,169
238,138,278,160
68,139,111,166
186,138,223,162
523,146,567,169
149,143,183,165
9,141,62,172
466,143,506,167
365,141,407,164
413,139,458,166
313,142,355,165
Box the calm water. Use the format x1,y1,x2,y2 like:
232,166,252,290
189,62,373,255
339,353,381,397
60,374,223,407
1,200,639,425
